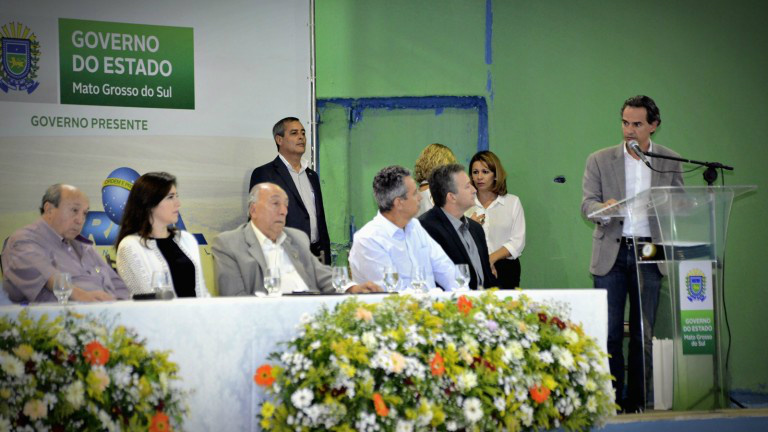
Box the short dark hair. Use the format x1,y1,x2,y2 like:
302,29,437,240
272,117,301,151
621,95,661,130
115,172,178,248
373,165,411,213
40,184,63,214
429,164,465,208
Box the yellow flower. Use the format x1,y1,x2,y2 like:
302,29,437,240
542,374,558,390
260,418,272,429
261,402,276,419
0,388,11,399
13,344,35,361
139,376,152,397
433,302,445,312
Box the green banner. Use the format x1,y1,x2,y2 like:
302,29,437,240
680,309,715,355
59,19,194,109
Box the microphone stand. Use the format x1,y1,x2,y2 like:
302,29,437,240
643,151,734,185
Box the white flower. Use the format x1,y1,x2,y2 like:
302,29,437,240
64,381,85,409
563,328,579,345
310,340,322,350
463,397,483,423
554,346,575,370
446,421,458,431
494,396,506,412
585,379,597,392
538,350,554,364
0,353,24,377
519,404,534,426
586,396,598,413
291,388,314,409
0,416,10,431
395,420,414,432
504,341,524,363
298,313,312,326
473,311,487,322
23,399,47,420
457,371,478,391
361,332,377,349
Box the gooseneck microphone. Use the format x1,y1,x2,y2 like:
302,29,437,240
628,140,651,168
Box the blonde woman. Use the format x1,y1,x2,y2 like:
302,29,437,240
467,151,525,288
413,143,458,217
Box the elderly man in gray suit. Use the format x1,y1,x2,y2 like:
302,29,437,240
581,95,684,414
213,182,379,296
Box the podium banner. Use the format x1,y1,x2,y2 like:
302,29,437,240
678,260,715,355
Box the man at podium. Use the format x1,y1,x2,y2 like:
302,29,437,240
581,95,683,413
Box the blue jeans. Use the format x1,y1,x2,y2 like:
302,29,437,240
594,240,662,410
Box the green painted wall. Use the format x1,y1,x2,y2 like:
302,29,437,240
316,0,768,395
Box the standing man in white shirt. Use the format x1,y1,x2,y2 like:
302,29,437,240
581,95,684,413
349,165,458,291
249,117,331,264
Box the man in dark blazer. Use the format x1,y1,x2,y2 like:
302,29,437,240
249,117,331,264
581,95,684,413
419,164,495,290
213,183,378,296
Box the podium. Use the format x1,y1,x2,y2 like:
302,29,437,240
589,185,756,411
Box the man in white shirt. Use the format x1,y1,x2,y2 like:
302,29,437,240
213,183,379,296
249,117,331,264
581,95,684,413
349,166,458,291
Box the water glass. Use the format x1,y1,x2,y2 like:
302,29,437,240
454,264,471,292
53,272,73,305
332,266,350,294
151,271,175,300
410,265,429,294
263,267,282,297
382,266,399,293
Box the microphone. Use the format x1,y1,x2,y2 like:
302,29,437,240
629,140,651,168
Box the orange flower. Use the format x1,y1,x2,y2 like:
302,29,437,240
430,352,445,376
373,392,389,417
149,411,171,432
83,341,110,366
457,295,472,316
254,364,275,387
529,385,551,404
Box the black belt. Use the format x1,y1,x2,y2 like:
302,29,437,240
621,236,652,245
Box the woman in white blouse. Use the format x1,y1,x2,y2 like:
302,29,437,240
467,151,526,288
115,172,208,297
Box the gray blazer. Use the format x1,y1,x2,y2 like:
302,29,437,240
581,143,684,276
212,224,334,296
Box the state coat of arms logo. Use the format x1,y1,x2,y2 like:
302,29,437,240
0,21,40,94
685,268,707,302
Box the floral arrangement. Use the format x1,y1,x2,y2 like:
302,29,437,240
0,310,188,431
254,291,615,431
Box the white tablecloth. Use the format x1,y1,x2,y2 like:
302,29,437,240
1,289,606,431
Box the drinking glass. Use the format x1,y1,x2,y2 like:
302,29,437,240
410,265,429,294
454,264,471,292
53,272,73,305
382,266,399,293
331,266,350,294
263,267,282,297
151,271,175,300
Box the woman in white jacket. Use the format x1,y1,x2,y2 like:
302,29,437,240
115,172,208,297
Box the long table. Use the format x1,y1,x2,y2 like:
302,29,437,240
1,289,606,431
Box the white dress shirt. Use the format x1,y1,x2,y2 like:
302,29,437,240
466,193,526,260
278,154,318,243
622,141,653,237
349,212,458,291
250,222,309,293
